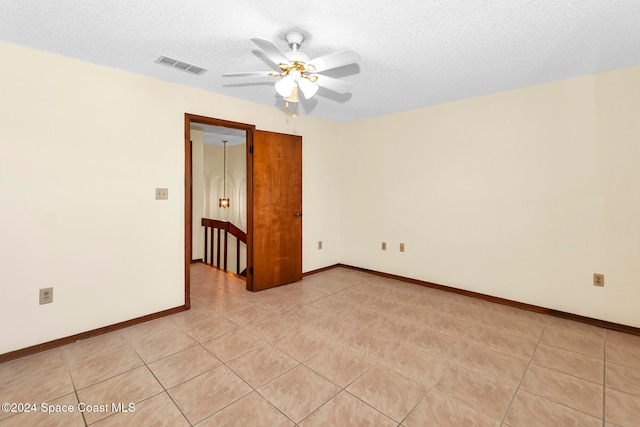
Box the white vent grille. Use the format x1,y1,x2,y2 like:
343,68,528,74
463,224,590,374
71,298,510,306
155,56,207,75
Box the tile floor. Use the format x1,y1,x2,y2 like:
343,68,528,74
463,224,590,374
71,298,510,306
1,264,640,426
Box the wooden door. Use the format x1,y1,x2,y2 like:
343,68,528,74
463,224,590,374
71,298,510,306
248,130,302,291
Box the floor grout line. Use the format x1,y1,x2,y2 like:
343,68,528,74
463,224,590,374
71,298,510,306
498,318,546,426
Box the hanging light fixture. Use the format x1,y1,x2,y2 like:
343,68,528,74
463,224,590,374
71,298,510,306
218,140,230,208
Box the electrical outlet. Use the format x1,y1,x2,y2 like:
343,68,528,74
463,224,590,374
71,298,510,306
400,243,405,252
318,240,322,250
39,287,53,305
381,242,386,251
155,188,168,200
593,273,604,287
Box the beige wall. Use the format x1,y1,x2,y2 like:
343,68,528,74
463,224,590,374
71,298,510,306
0,41,343,354
1,39,639,355
340,66,640,328
191,127,205,260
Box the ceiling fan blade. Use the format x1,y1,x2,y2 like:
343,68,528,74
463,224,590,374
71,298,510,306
311,75,353,94
222,71,275,77
308,50,360,72
251,38,290,66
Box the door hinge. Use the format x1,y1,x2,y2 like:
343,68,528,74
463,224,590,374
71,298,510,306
249,146,254,154
249,267,253,275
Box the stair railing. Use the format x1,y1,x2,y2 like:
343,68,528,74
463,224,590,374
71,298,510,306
201,218,247,275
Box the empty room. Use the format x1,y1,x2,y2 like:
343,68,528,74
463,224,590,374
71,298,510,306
1,1,639,426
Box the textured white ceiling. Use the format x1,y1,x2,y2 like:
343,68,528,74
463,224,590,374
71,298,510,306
1,1,639,123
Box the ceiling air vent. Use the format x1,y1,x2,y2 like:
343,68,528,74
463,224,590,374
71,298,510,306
155,56,206,75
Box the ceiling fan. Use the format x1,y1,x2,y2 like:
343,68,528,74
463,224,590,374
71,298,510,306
223,31,359,111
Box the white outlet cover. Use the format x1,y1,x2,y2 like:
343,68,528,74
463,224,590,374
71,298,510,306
39,287,53,305
155,188,169,200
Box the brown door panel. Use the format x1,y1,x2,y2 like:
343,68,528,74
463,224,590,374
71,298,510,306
250,130,302,291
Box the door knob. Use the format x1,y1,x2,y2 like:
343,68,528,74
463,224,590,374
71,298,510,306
295,212,302,217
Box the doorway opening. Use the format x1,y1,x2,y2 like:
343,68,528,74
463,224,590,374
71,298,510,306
185,114,303,305
184,114,255,307
191,124,247,275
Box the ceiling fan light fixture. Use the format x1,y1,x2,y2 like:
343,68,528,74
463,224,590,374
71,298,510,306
284,86,299,103
298,77,318,99
275,75,295,97
224,31,359,111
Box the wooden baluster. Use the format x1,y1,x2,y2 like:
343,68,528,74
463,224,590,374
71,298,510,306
216,228,221,268
203,226,208,265
210,227,214,265
236,237,241,275
223,230,228,272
